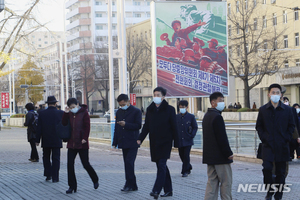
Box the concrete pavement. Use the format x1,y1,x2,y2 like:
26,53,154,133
0,127,299,200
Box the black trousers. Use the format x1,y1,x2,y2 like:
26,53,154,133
178,146,192,174
122,148,138,189
262,160,286,199
67,148,99,189
43,147,60,181
29,139,39,160
152,159,172,194
289,139,300,158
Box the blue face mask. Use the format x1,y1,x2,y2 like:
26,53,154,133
180,108,187,114
270,95,280,103
121,105,129,110
153,97,162,104
216,102,225,112
71,106,80,114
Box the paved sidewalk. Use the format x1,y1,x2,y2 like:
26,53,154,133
0,127,299,200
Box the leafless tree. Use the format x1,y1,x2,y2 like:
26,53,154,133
126,31,151,93
228,1,291,108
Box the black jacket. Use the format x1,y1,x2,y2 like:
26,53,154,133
176,112,198,148
24,111,37,142
292,107,300,137
36,106,64,148
256,101,295,162
138,100,178,162
202,108,233,165
112,105,142,149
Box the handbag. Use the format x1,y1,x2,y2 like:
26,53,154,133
56,120,71,142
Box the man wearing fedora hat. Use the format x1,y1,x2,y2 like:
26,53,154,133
36,96,64,182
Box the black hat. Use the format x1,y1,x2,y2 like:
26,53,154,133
46,96,58,104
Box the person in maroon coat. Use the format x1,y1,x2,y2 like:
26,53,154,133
62,98,99,194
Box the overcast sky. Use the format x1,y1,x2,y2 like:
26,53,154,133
4,0,65,32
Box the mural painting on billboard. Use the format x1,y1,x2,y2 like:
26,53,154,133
153,2,228,97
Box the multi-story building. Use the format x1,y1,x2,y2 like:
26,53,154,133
227,0,300,108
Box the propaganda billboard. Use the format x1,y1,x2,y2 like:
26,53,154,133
1,92,9,109
151,1,228,97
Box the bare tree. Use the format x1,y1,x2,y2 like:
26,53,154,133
126,31,151,93
228,1,290,108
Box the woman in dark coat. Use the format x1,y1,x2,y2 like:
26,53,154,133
62,98,99,194
138,87,178,199
24,103,39,162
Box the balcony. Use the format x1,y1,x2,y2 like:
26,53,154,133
66,18,91,31
94,5,150,13
66,6,90,20
67,31,91,42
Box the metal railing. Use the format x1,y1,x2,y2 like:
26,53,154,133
90,122,258,156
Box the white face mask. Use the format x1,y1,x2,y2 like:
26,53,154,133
179,108,187,114
153,97,162,104
71,106,80,114
284,102,289,106
296,108,300,114
215,102,225,111
270,95,280,103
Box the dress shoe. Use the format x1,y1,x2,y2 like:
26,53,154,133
121,187,137,192
160,191,173,197
150,192,159,199
31,159,39,162
28,159,33,161
52,180,59,183
187,170,191,175
265,195,272,200
45,176,52,181
182,173,188,177
94,182,99,189
66,187,77,194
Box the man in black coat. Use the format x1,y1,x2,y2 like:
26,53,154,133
137,87,178,199
202,92,233,200
256,84,295,200
176,100,198,177
112,94,142,192
36,96,64,182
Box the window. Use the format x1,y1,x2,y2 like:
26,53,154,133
284,60,289,68
284,35,288,48
228,3,231,15
273,13,277,26
96,36,102,41
263,16,267,28
283,11,287,24
296,59,300,67
112,13,116,17
237,45,240,56
38,38,41,41
112,25,116,30
95,1,102,5
274,40,277,49
253,0,257,7
147,2,150,6
147,13,150,18
245,0,248,10
263,40,268,50
295,10,299,21
228,25,231,36
274,62,278,70
254,18,257,30
246,43,249,53
112,1,115,5
38,44,41,47
296,33,299,46
134,1,141,6
254,41,258,53
262,0,266,4
134,13,141,18
32,41,35,44
245,23,249,32
236,23,240,34
96,25,103,30
96,13,102,18
229,46,232,57
236,1,239,12
44,41,48,44
44,35,48,38
271,0,276,4
32,35,35,38
145,31,148,39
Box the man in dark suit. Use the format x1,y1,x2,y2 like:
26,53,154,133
112,94,142,192
176,100,198,177
36,96,64,182
256,84,295,200
137,87,178,199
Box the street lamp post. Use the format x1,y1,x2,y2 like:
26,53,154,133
0,0,4,13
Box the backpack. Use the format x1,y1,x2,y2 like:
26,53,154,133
32,112,39,132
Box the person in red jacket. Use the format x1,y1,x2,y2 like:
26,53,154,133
162,20,206,48
62,98,99,194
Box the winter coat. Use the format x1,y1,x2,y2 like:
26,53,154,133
24,110,37,142
138,100,178,162
256,101,295,162
176,112,198,148
112,105,142,149
62,105,90,149
36,106,64,148
202,108,233,165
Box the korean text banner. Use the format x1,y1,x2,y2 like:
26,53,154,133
153,2,228,97
1,92,9,109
